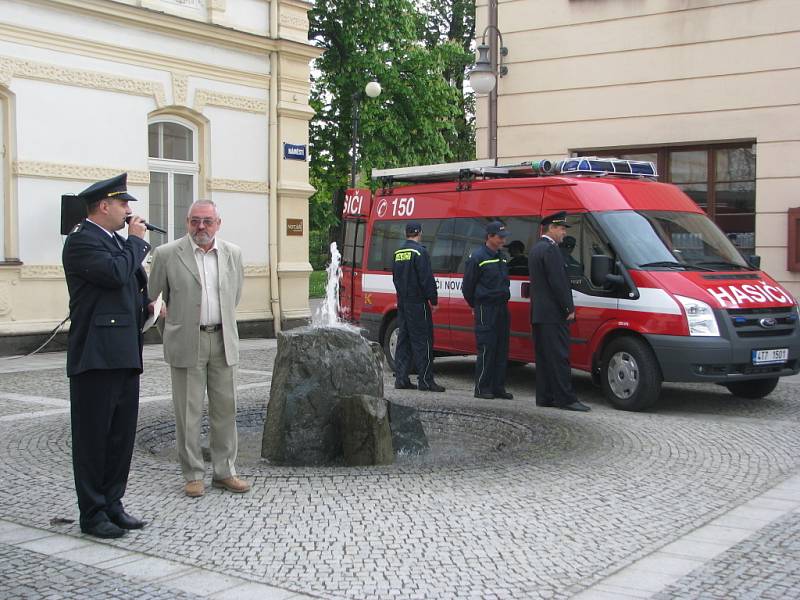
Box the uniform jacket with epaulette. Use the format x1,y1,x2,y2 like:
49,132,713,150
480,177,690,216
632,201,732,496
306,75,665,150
62,220,151,376
462,245,510,307
392,239,438,305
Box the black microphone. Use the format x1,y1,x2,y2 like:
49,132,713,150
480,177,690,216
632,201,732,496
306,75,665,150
126,215,167,235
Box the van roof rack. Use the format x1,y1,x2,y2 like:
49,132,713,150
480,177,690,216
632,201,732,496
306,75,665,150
372,157,658,184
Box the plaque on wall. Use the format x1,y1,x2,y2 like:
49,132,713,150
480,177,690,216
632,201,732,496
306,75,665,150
286,218,304,236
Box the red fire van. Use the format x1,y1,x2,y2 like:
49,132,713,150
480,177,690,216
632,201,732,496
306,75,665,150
339,158,800,411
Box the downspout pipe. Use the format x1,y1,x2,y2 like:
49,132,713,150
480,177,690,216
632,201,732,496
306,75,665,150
268,1,281,334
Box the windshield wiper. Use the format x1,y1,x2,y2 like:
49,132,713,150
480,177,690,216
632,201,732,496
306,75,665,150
694,260,754,271
638,261,687,269
638,261,714,271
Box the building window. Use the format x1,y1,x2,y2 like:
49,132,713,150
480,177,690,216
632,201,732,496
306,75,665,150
148,118,199,248
576,143,756,256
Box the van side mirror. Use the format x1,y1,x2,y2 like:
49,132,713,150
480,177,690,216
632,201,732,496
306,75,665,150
591,255,616,287
747,254,761,269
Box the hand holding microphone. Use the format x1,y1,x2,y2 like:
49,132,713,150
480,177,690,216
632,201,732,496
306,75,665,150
125,215,167,237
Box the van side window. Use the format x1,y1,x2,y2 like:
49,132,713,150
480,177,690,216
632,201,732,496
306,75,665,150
341,220,365,269
366,219,451,272
454,218,489,273
502,216,541,277
559,214,615,294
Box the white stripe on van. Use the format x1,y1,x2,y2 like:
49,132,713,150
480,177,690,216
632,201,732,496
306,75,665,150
362,273,681,315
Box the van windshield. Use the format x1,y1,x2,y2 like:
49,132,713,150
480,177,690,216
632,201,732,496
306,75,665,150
595,211,752,271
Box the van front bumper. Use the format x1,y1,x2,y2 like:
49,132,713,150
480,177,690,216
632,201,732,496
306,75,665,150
644,333,800,383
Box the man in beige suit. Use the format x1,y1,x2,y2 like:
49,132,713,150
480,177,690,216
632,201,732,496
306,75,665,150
149,200,250,497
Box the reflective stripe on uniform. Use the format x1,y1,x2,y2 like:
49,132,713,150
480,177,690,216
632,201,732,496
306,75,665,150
478,258,502,267
394,248,421,262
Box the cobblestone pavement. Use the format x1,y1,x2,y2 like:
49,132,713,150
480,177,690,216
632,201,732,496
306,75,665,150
1,338,799,599
652,513,800,600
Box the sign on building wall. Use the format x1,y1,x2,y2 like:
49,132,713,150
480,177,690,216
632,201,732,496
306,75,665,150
286,218,304,236
283,143,307,161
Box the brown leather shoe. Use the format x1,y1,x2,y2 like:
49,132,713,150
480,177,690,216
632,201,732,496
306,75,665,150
212,476,251,493
184,480,205,497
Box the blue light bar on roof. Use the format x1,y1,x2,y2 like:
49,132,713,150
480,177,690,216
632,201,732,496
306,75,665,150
556,157,658,178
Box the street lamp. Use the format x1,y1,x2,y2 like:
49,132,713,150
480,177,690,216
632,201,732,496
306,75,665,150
350,80,382,188
468,27,508,94
467,25,508,160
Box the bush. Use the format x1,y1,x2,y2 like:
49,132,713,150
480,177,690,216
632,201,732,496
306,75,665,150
309,270,328,298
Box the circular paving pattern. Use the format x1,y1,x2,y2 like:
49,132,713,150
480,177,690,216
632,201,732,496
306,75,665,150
1,345,800,600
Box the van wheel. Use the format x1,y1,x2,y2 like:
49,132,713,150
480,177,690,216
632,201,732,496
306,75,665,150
724,378,779,399
601,337,661,411
382,317,399,372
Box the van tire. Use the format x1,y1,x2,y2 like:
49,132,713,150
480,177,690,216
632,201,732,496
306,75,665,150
601,337,661,411
382,316,399,372
724,377,779,399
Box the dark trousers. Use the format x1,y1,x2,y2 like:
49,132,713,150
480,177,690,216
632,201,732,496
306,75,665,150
533,322,577,407
395,301,435,387
70,369,140,528
474,303,509,395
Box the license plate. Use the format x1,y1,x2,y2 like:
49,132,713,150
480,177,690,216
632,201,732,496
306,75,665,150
752,348,788,365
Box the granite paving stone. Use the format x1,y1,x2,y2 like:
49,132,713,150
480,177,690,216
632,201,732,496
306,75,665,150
0,340,799,598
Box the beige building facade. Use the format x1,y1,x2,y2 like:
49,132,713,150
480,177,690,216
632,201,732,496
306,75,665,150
476,0,800,296
0,0,318,352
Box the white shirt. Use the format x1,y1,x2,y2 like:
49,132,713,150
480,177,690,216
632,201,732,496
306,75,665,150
190,238,222,326
543,234,557,246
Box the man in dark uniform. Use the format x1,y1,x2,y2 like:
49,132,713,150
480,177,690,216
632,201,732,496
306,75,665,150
462,221,513,400
62,173,154,538
392,222,445,392
528,212,590,412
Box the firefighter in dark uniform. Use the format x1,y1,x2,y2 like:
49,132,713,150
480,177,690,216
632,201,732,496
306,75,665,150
462,221,513,400
62,173,154,538
528,211,590,412
392,222,445,392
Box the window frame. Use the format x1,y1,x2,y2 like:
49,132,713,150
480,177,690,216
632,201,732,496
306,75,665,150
147,116,200,247
574,142,756,255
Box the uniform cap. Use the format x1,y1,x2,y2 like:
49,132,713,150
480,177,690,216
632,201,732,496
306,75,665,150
405,221,422,236
78,173,137,204
541,211,570,229
486,221,510,238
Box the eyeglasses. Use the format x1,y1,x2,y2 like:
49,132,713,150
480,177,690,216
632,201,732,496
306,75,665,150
188,218,217,227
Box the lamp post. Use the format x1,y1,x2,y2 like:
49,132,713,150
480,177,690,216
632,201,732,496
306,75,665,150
467,24,508,160
350,80,382,188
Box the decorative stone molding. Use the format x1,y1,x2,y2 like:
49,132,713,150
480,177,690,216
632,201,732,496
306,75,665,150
194,89,267,114
244,264,269,277
278,261,313,275
210,0,226,9
280,12,309,29
0,57,166,108
207,178,269,194
0,61,11,87
20,265,64,280
13,162,150,185
172,72,189,106
0,283,11,317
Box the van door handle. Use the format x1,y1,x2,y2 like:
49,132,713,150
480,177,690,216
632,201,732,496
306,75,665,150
521,282,530,298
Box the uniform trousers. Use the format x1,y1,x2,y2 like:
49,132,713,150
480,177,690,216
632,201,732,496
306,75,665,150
394,301,435,387
170,329,238,482
69,368,139,529
533,322,577,407
473,302,510,395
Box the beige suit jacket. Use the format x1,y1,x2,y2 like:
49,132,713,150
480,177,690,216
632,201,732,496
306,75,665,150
148,235,244,368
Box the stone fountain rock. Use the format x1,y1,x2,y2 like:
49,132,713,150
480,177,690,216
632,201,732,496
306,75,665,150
262,325,411,466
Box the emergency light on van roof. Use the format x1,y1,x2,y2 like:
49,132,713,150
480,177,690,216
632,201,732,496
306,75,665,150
556,158,658,178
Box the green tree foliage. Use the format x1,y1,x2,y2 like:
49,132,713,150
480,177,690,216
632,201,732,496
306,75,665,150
308,0,475,257
419,0,476,161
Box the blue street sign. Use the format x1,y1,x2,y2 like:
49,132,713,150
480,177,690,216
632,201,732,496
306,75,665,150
283,143,307,161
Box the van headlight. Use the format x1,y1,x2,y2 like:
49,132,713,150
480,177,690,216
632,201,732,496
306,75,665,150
674,295,720,337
